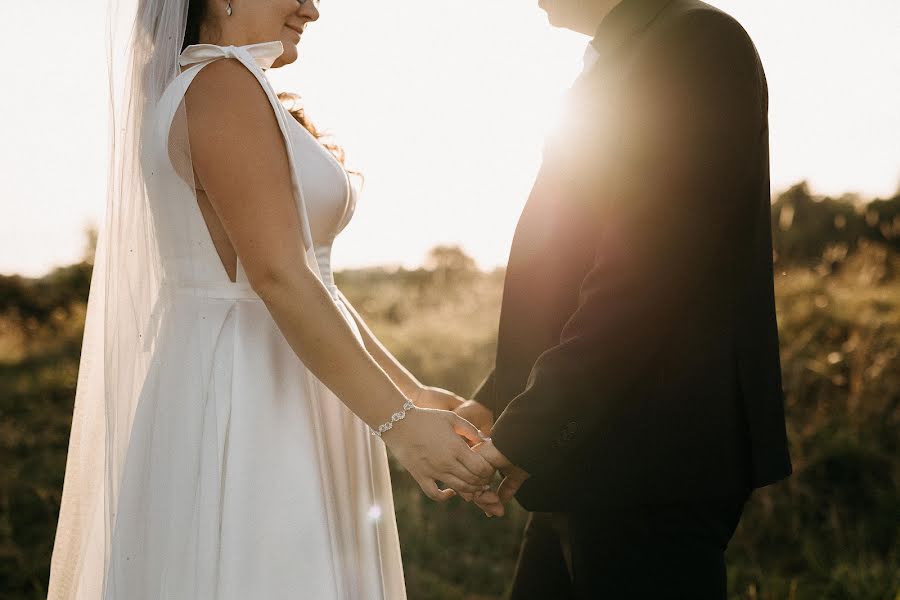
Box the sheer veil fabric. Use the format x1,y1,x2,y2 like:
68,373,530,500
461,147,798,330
47,0,404,597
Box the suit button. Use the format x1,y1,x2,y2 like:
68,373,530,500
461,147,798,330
555,421,578,446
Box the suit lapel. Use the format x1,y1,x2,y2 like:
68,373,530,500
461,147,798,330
545,0,677,215
572,0,674,95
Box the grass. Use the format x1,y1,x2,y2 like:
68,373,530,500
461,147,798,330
1,251,898,599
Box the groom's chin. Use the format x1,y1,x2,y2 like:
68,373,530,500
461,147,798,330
536,0,571,31
537,0,552,19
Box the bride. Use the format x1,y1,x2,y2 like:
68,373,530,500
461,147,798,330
46,0,494,598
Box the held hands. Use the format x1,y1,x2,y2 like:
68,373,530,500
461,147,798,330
452,398,496,500
470,439,530,517
454,399,494,440
409,387,492,492
398,389,527,514
381,406,495,501
414,387,494,440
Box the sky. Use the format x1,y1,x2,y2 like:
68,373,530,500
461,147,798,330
1,0,899,277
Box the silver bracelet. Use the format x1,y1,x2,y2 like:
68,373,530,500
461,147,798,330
370,399,416,437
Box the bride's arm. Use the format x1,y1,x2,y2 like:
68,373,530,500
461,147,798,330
184,59,493,499
335,290,466,411
333,290,420,398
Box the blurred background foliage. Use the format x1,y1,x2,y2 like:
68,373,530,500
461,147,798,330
1,182,898,599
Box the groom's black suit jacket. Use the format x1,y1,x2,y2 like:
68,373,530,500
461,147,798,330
474,0,792,512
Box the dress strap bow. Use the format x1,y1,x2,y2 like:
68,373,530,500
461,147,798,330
178,40,285,71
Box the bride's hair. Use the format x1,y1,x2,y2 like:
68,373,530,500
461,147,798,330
182,0,348,166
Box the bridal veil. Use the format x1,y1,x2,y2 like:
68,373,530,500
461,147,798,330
45,0,373,596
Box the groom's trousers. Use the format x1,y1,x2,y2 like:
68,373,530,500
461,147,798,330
507,490,750,600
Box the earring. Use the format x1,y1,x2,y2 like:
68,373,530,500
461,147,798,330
225,1,233,16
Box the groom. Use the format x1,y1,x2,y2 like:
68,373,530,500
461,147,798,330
456,0,792,597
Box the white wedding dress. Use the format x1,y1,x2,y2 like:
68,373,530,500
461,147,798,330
94,42,406,599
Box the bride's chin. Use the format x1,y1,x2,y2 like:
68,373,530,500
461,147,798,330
276,45,299,67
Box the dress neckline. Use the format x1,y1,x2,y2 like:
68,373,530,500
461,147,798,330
286,117,357,233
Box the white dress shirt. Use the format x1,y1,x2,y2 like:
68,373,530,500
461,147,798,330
581,41,601,76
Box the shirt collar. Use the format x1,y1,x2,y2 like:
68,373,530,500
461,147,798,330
581,42,601,75
590,0,672,59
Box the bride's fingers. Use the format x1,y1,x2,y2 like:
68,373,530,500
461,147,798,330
456,458,494,488
438,474,483,495
442,458,491,488
474,489,501,504
453,444,496,482
434,438,493,485
415,475,455,502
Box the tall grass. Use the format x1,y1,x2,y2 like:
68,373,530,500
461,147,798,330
0,241,897,599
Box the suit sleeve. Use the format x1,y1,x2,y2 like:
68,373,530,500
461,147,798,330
489,11,766,477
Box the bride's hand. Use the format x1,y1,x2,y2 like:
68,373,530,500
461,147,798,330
413,385,466,411
381,407,496,501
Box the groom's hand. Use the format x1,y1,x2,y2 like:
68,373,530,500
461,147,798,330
471,439,530,517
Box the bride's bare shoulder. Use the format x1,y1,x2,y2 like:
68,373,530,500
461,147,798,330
182,58,272,129
180,57,284,183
